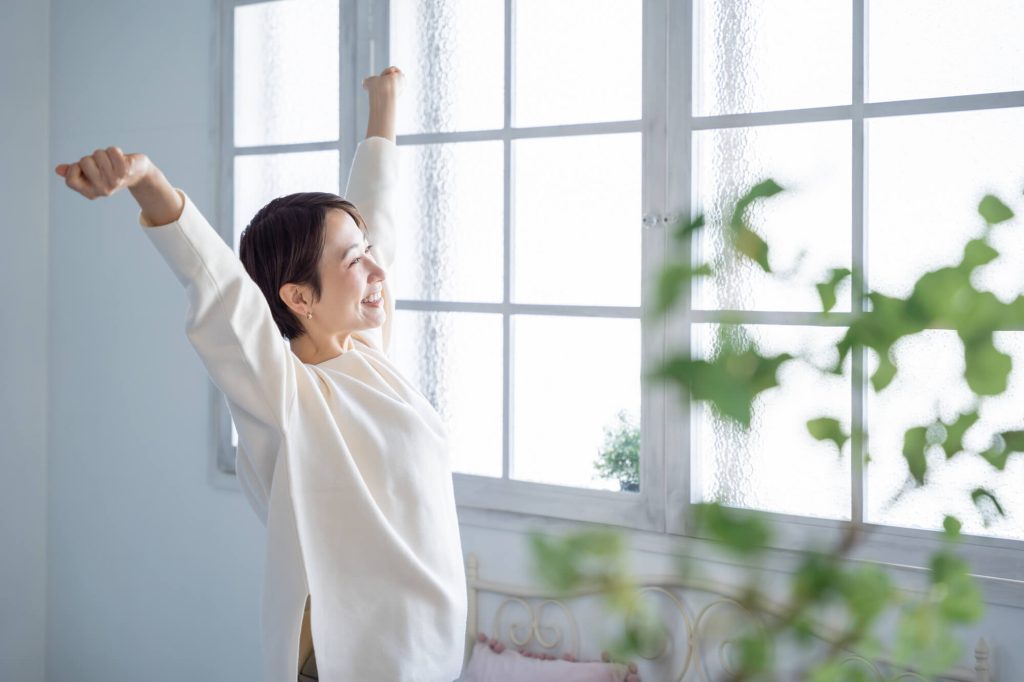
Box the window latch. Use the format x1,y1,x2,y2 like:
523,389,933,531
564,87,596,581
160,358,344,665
642,213,678,230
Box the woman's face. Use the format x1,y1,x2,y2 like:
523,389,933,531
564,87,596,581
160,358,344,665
312,207,387,337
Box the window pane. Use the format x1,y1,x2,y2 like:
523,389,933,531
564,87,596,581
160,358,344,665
693,324,852,520
867,108,1024,300
394,141,504,302
233,151,340,252
694,0,850,116
513,133,642,307
512,315,641,491
391,310,503,478
867,0,1024,102
234,0,339,146
390,0,503,134
867,330,1024,541
514,0,641,127
693,121,851,312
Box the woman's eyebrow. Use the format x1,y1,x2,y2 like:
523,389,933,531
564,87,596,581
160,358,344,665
340,237,368,258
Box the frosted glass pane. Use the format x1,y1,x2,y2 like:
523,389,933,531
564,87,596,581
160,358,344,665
234,0,339,146
512,316,641,491
394,142,503,302
867,330,1024,541
390,0,503,134
693,121,851,311
233,151,340,253
514,0,641,127
513,133,641,307
694,324,851,520
390,310,503,478
695,0,850,116
867,0,1024,102
868,109,1024,299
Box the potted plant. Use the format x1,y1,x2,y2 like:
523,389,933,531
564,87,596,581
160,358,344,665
594,409,640,492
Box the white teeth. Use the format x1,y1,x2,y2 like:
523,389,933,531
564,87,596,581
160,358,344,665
362,292,382,303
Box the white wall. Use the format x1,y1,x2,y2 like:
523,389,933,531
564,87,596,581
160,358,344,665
0,1,50,680
47,1,264,680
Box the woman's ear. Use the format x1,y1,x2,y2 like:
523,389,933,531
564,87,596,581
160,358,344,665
279,282,311,317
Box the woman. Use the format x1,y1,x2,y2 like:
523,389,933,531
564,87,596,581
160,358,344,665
55,67,468,682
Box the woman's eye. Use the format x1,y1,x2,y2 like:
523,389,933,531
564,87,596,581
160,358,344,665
348,244,373,268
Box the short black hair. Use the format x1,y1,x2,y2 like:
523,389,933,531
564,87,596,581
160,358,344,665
239,192,367,340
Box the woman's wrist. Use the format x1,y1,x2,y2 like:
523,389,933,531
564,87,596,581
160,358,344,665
131,166,185,226
366,98,397,142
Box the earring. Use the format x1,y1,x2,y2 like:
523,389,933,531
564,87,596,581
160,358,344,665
306,311,313,320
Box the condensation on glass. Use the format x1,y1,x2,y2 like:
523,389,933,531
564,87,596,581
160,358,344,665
867,330,1023,541
692,324,852,520
867,107,1024,300
389,0,503,134
233,150,340,253
694,0,850,116
867,0,1024,103
513,133,642,307
514,0,641,127
511,315,641,491
391,310,504,478
234,0,339,146
394,141,504,302
692,121,851,312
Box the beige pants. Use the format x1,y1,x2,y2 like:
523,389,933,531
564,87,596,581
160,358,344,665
297,596,318,681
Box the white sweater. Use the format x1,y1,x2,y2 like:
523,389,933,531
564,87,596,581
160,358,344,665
139,137,468,682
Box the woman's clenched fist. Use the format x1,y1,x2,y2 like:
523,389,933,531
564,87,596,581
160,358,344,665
55,147,152,200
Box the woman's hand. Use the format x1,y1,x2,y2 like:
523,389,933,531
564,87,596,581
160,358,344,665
362,65,405,99
56,147,183,225
363,66,404,142
55,147,152,200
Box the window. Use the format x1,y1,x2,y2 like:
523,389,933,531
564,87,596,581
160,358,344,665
220,0,1024,570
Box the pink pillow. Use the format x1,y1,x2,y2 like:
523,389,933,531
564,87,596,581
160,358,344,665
461,638,634,682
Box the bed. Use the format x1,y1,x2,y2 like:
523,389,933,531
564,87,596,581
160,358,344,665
459,552,993,681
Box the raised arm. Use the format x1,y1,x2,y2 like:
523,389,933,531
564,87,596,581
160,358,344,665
56,148,295,524
348,66,404,270
345,67,404,353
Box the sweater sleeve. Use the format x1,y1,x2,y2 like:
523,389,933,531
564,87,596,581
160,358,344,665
345,136,399,355
140,191,297,524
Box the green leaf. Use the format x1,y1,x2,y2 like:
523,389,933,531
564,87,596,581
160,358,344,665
902,426,929,485
942,516,962,539
673,213,705,241
893,602,961,676
980,444,1011,470
971,488,1006,526
816,267,852,313
733,226,772,272
736,632,772,675
930,550,984,623
980,430,1024,470
729,179,785,231
806,417,849,454
653,263,712,316
1001,429,1024,451
839,564,892,629
962,238,999,269
939,411,979,459
871,350,898,392
649,339,792,428
692,503,772,556
978,194,1014,224
963,335,1013,396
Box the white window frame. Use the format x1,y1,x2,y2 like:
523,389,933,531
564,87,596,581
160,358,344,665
215,0,1024,589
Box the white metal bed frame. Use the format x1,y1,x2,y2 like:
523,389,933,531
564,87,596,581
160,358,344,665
462,553,992,682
